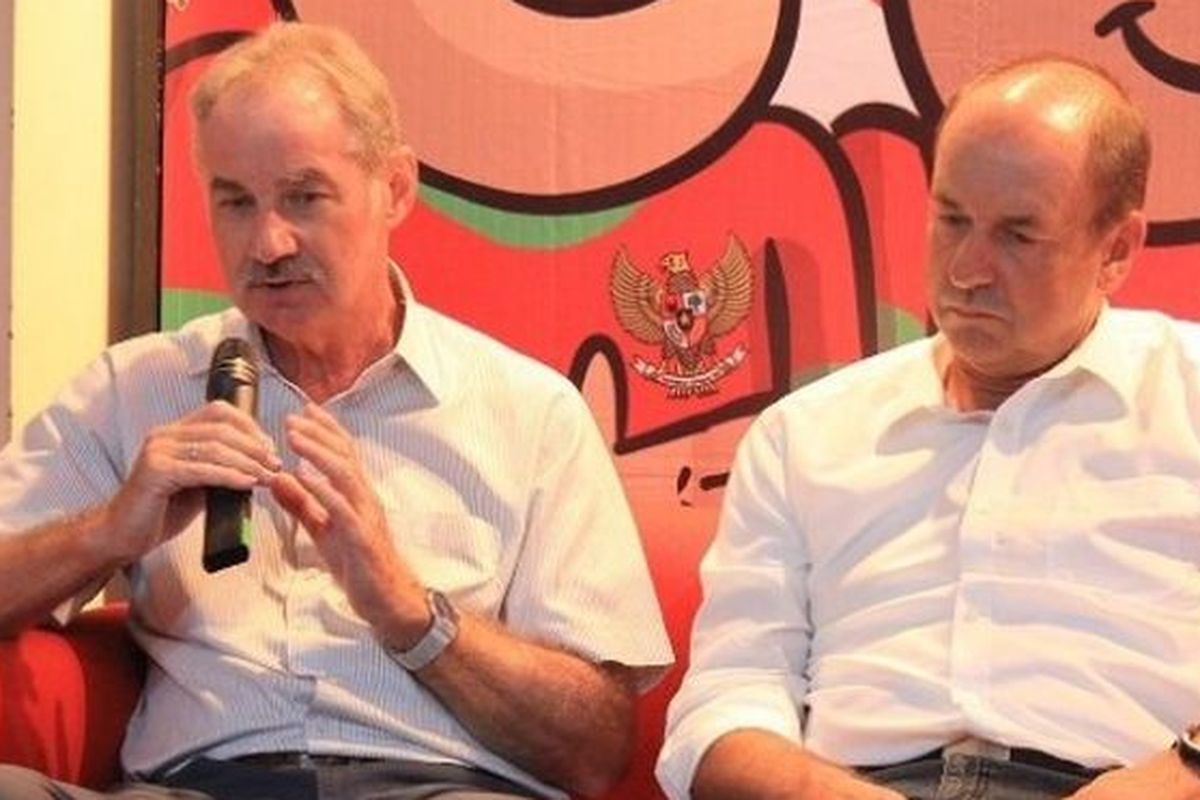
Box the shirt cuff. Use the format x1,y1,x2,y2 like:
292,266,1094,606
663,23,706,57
656,678,802,800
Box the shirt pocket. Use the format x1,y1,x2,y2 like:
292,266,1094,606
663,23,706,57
1046,476,1200,610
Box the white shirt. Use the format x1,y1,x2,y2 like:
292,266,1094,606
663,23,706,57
657,306,1200,800
0,283,673,799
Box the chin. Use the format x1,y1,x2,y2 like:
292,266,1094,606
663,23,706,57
243,303,319,343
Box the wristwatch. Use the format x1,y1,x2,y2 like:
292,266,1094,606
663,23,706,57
386,589,460,671
1175,723,1200,777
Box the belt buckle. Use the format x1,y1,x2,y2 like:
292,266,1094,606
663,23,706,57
943,736,1012,761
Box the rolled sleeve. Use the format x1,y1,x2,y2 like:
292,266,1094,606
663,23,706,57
657,409,811,798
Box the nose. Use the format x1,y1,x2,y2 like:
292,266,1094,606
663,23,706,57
251,209,299,265
945,232,995,290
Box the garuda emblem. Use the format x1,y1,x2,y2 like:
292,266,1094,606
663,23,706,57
610,234,753,397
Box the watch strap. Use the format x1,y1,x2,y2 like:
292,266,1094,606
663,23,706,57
386,589,459,671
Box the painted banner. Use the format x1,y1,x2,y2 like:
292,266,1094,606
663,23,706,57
160,2,1200,796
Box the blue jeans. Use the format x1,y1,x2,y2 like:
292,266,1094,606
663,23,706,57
861,753,1104,799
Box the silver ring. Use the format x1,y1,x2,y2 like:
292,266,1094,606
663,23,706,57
186,443,200,462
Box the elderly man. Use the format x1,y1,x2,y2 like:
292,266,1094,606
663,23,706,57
0,22,671,800
658,57,1200,800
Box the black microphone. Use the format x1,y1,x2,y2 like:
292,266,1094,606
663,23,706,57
203,337,259,573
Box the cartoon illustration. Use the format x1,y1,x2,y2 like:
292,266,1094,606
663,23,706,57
157,3,1200,798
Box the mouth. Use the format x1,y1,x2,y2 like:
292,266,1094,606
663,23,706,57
1096,2,1200,93
940,303,1003,322
249,277,313,292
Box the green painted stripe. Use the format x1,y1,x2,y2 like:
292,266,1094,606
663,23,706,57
419,185,637,249
876,304,926,351
161,288,231,331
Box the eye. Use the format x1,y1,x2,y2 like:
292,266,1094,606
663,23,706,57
1001,227,1036,246
284,189,327,208
216,193,254,211
937,212,969,229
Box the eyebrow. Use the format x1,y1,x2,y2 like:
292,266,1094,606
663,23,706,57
279,168,336,191
209,176,247,195
931,192,1040,229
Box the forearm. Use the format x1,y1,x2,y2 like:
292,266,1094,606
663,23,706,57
0,504,124,636
692,729,903,800
414,613,636,797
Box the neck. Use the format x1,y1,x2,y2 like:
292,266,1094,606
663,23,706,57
942,357,1034,412
265,293,404,404
937,307,1104,412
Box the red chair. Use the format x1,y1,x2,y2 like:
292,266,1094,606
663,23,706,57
0,597,697,799
0,604,143,789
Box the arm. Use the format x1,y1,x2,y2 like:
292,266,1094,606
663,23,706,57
657,408,879,800
0,505,123,636
0,401,279,636
693,730,905,800
271,403,641,796
415,614,636,796
1067,748,1200,800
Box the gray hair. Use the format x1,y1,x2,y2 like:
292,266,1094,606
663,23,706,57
190,22,404,174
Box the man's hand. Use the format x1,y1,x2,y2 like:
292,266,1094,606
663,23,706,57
269,403,428,641
692,730,907,800
0,399,279,635
1067,748,1200,800
105,400,280,564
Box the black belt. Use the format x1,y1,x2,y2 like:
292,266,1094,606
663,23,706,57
870,738,1107,779
936,746,1099,777
233,752,384,769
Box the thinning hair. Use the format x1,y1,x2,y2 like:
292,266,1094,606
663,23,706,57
936,55,1151,234
190,22,404,174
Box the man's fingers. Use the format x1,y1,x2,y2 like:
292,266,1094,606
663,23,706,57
299,402,346,435
270,472,330,531
175,435,280,483
292,459,358,526
285,421,363,501
286,410,353,459
179,417,280,470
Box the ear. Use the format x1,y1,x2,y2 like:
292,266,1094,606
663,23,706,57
1096,210,1147,296
381,145,420,228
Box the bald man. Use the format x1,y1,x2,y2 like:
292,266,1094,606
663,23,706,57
658,57,1200,800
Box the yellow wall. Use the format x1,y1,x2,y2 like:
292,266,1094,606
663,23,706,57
11,2,111,431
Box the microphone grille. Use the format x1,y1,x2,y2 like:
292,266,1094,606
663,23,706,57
210,337,258,384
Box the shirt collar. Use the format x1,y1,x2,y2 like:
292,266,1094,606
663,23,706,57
1039,302,1138,407
181,263,453,404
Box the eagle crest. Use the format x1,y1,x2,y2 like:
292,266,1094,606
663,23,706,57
610,234,753,397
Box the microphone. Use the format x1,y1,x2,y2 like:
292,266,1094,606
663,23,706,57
203,337,259,573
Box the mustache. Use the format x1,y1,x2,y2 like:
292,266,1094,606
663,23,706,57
236,257,323,290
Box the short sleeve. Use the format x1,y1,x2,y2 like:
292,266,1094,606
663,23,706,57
501,383,674,685
0,353,127,622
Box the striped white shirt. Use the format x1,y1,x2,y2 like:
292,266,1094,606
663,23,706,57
0,286,672,799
